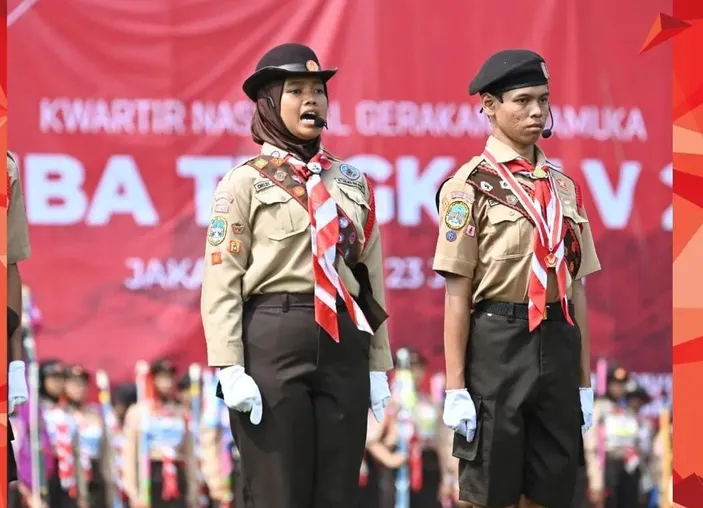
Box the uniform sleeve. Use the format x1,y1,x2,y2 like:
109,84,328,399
574,201,601,280
7,155,31,264
432,179,478,278
200,168,253,367
359,179,393,372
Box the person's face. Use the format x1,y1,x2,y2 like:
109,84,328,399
154,372,175,395
280,77,329,140
44,375,65,397
608,380,626,400
64,377,87,402
482,85,550,147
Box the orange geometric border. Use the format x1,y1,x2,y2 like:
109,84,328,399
0,3,694,508
657,0,703,506
1,0,8,503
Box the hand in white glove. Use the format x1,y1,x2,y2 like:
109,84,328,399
369,371,391,422
8,361,28,415
443,389,477,441
580,387,594,434
218,365,263,425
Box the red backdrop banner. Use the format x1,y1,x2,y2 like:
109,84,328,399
8,0,671,382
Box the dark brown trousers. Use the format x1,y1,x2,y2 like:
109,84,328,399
230,293,371,508
454,301,583,508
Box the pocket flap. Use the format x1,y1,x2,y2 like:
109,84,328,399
487,205,523,225
452,394,483,463
337,183,370,209
253,186,294,205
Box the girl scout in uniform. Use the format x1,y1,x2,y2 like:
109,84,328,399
200,42,393,508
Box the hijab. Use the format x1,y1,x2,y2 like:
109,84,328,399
250,80,322,163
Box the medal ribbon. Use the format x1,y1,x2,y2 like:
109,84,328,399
482,150,574,331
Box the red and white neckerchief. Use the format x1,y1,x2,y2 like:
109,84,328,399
482,150,574,331
161,447,180,500
51,408,78,497
272,147,372,341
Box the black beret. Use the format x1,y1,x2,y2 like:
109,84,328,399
65,364,90,381
40,359,66,378
150,358,177,376
242,43,338,101
469,49,550,96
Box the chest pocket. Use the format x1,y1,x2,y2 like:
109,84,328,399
253,186,310,241
485,205,532,260
336,185,369,242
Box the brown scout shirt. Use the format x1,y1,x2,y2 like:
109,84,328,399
7,151,31,265
433,136,601,303
200,143,393,371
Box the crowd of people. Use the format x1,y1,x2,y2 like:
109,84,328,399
9,340,671,508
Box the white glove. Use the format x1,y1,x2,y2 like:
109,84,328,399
369,371,391,422
8,361,28,415
218,365,263,425
443,389,477,441
580,387,594,434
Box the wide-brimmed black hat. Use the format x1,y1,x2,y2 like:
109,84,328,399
242,43,338,101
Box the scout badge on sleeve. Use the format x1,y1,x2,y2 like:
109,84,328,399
444,201,470,231
207,217,227,246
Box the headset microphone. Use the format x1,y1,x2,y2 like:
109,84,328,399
313,117,327,128
542,107,554,139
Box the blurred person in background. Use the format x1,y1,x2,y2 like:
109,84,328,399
200,374,244,508
109,382,138,506
360,404,408,508
585,367,644,508
62,365,115,508
407,349,443,508
122,360,197,508
200,42,392,508
7,151,31,484
433,49,600,508
38,359,87,507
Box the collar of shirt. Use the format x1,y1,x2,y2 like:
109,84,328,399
484,135,560,172
259,142,327,166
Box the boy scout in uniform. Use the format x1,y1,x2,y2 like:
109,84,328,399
7,151,31,483
433,50,601,508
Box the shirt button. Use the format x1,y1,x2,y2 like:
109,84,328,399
509,211,515,217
